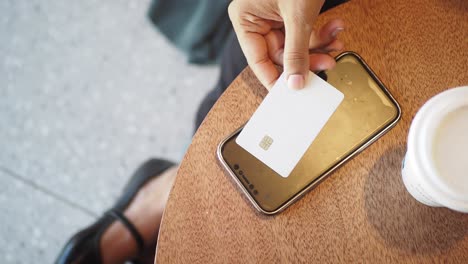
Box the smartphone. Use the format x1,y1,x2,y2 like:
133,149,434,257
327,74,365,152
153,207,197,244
217,51,401,215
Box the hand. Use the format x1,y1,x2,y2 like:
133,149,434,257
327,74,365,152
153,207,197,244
228,0,344,90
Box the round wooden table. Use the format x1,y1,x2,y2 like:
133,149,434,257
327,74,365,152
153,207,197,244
156,0,468,262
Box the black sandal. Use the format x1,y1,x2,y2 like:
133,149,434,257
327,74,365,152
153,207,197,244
55,158,175,264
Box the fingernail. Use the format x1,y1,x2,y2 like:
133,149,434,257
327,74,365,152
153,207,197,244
331,27,344,38
287,74,305,90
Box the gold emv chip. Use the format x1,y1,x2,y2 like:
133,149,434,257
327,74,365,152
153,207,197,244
259,135,273,150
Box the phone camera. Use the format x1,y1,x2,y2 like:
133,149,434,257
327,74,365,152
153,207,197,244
233,164,239,170
317,71,328,82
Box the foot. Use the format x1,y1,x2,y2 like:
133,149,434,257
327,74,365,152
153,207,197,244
99,165,179,264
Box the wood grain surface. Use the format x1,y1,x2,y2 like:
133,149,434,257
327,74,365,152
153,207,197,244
156,0,468,262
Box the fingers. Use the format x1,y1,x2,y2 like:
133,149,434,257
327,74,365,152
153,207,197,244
309,18,345,50
265,28,341,73
309,39,344,54
228,2,280,90
282,18,313,89
239,32,280,90
229,0,343,90
265,30,285,65
267,37,342,67
281,1,324,89
308,53,336,72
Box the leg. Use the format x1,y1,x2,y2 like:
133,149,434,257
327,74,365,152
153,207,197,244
56,160,179,264
194,31,247,132
99,165,178,264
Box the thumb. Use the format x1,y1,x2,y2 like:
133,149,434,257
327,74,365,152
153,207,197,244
283,18,312,90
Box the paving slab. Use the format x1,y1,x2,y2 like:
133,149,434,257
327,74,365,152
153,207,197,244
0,169,95,264
0,0,220,214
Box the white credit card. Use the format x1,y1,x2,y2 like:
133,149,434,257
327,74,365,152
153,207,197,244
236,71,344,177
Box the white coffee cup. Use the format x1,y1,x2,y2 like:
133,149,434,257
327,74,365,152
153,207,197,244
402,86,468,213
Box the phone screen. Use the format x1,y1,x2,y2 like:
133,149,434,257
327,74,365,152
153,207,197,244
218,52,401,214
